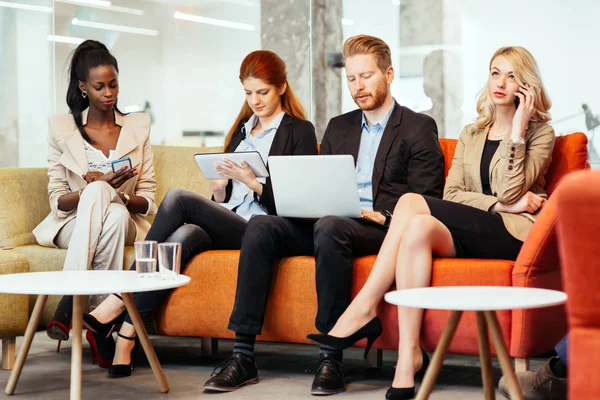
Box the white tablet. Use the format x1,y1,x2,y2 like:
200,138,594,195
194,151,269,180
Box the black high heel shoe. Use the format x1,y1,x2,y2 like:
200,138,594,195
83,313,119,338
385,348,430,400
82,294,125,337
306,317,382,359
86,329,115,368
47,295,73,352
108,333,140,378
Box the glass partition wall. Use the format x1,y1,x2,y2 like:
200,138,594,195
1,0,598,167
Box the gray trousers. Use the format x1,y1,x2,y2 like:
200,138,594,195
55,181,136,308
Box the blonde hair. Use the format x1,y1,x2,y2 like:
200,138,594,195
475,46,552,130
343,34,392,73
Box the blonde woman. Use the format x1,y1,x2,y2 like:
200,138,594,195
307,46,555,399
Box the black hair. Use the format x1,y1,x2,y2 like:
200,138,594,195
67,40,121,144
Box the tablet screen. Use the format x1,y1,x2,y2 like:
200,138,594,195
194,151,269,180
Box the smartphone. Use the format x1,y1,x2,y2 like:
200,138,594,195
111,157,132,173
514,96,520,109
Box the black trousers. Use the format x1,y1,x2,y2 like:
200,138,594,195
123,189,248,324
228,215,387,335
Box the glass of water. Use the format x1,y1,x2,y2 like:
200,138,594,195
134,240,158,278
158,242,181,281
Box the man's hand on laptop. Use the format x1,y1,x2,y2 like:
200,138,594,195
361,209,386,225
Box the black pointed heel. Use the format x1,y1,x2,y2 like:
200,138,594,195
415,347,430,382
83,313,118,338
108,333,139,378
386,348,430,399
386,386,415,400
306,316,382,359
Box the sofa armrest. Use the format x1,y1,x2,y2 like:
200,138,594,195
510,193,567,357
0,250,30,337
556,170,600,400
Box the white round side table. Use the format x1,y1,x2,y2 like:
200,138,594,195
0,270,190,400
385,286,567,400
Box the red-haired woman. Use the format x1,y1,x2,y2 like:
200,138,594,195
82,50,318,378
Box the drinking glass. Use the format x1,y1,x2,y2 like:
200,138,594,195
134,240,158,278
158,242,182,281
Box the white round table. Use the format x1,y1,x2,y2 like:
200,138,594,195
384,286,567,400
0,271,190,400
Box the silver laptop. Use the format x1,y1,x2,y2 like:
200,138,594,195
267,155,362,218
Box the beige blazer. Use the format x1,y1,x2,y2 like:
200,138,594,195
33,108,158,248
444,121,556,242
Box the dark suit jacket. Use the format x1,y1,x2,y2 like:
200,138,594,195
320,101,444,213
222,113,318,215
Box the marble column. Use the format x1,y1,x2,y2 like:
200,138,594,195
261,0,342,139
398,0,463,138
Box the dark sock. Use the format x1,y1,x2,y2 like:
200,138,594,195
233,333,256,359
319,347,343,362
549,357,567,378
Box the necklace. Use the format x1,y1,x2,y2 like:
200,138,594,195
488,126,508,140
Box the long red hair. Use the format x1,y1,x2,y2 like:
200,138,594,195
224,50,307,150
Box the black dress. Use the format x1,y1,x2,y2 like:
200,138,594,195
423,139,522,260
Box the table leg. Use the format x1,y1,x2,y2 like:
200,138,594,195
476,312,495,400
121,293,169,393
5,295,48,395
70,295,83,400
415,310,463,400
484,311,523,400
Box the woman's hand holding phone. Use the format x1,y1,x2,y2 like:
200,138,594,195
512,84,536,136
96,166,137,189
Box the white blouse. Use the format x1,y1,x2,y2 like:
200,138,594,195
83,140,116,173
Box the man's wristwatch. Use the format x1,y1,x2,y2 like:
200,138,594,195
381,209,393,227
120,192,131,207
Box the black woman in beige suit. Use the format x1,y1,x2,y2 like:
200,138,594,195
33,40,156,353
308,46,556,400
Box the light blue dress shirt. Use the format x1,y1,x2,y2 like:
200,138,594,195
356,103,395,211
220,111,285,220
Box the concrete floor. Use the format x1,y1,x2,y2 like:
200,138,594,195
0,331,545,400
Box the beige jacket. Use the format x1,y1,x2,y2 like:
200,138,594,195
33,108,157,248
444,121,556,242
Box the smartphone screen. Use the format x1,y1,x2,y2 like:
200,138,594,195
111,157,132,173
514,96,520,109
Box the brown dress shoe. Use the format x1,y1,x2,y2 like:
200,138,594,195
498,357,567,400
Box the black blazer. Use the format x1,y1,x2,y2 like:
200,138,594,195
221,113,318,215
320,101,444,213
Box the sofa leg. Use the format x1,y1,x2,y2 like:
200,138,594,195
201,338,219,356
515,358,529,373
2,337,16,370
365,348,383,369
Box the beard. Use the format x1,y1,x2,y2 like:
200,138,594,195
353,79,388,111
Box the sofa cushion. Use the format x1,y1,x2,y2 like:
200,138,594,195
0,168,50,248
545,132,588,195
156,251,515,354
0,250,30,336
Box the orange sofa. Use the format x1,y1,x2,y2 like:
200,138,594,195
555,170,600,399
155,133,589,368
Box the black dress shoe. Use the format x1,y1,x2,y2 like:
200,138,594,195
310,357,346,396
203,353,259,392
307,317,382,359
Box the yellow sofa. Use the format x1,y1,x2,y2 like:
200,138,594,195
0,145,215,366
